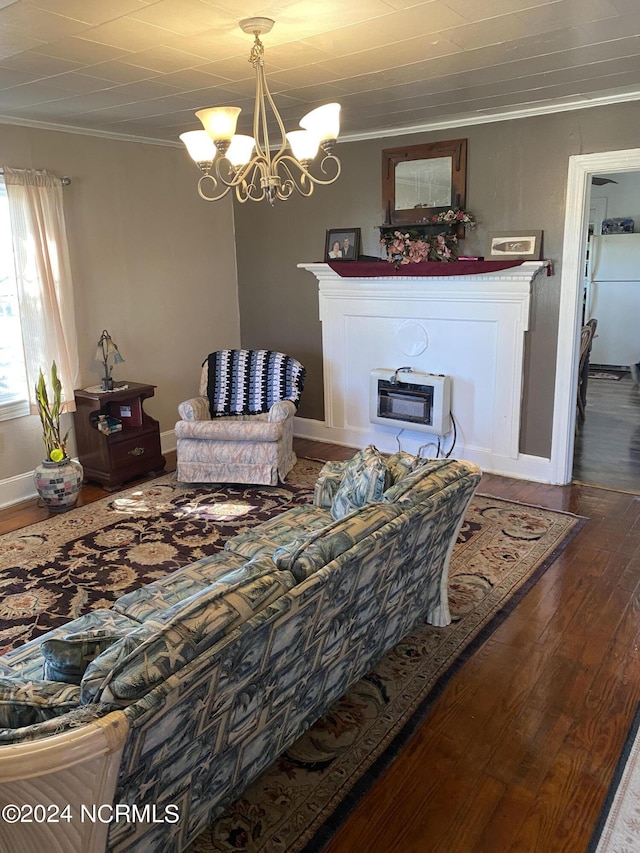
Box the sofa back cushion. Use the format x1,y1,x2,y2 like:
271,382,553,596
113,550,247,623
274,502,403,582
81,560,295,706
42,629,131,685
0,678,81,730
382,458,464,504
384,450,428,483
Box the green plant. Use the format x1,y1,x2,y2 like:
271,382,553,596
35,362,69,462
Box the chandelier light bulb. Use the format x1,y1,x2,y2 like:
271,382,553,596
285,130,320,163
300,103,341,143
196,107,242,154
226,134,256,167
179,130,216,168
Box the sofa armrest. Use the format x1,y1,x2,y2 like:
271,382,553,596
268,399,296,422
312,460,348,508
175,418,285,442
177,396,211,421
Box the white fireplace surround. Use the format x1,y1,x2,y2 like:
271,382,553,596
296,261,551,482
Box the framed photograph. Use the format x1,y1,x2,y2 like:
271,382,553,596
485,230,543,260
325,228,361,261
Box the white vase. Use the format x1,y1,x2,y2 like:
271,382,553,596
34,457,84,513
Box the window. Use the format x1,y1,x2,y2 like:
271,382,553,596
0,180,29,420
0,168,78,422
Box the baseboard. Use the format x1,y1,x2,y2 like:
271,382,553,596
293,417,553,483
0,429,178,511
1,424,554,510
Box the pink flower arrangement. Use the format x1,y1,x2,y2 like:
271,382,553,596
381,230,456,267
430,208,475,226
380,209,475,267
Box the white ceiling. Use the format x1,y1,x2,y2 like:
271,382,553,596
0,0,639,146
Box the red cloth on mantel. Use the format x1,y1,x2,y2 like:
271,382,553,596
326,260,526,277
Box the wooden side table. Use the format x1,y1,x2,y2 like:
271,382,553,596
73,382,166,491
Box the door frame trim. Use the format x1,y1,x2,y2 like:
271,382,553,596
551,148,640,484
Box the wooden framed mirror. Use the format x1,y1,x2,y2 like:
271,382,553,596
382,139,467,228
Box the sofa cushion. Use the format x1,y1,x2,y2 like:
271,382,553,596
385,450,427,483
0,678,81,729
274,502,403,582
81,559,296,706
42,630,130,685
113,550,247,622
383,459,470,505
331,445,391,520
0,609,142,682
312,460,349,508
225,504,332,561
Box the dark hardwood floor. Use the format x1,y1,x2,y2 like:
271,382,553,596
3,439,640,852
573,370,640,493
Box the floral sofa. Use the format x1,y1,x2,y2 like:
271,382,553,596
0,448,481,853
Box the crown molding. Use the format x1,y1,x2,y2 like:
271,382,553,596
0,114,180,147
0,89,639,149
339,89,640,143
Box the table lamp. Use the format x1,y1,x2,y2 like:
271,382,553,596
96,329,124,391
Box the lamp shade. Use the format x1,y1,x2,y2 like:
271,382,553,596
226,134,256,167
180,130,216,165
196,107,241,143
285,130,320,162
300,103,341,142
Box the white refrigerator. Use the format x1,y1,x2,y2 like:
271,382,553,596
587,234,640,368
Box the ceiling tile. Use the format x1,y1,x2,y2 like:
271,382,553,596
443,16,535,51
36,71,120,93
122,44,208,72
159,28,247,62
36,36,132,63
580,9,640,38
515,0,620,30
128,0,227,36
0,28,45,59
0,50,83,74
0,4,89,40
153,66,234,89
0,66,40,86
24,0,150,26
0,81,83,106
76,17,178,52
78,59,159,83
438,0,562,20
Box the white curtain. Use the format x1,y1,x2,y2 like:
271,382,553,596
3,167,78,413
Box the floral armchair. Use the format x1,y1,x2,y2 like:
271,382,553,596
175,350,306,485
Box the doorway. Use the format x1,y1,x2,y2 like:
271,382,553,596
550,148,640,485
572,172,640,491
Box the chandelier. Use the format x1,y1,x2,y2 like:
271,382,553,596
180,17,341,205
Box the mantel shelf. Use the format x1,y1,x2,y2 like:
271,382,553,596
304,260,549,280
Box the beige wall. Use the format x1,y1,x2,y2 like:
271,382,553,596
0,124,240,483
234,100,640,458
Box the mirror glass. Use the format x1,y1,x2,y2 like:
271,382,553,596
395,157,452,210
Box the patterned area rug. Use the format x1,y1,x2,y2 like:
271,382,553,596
588,704,640,853
588,369,628,381
0,461,584,851
0,459,323,654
